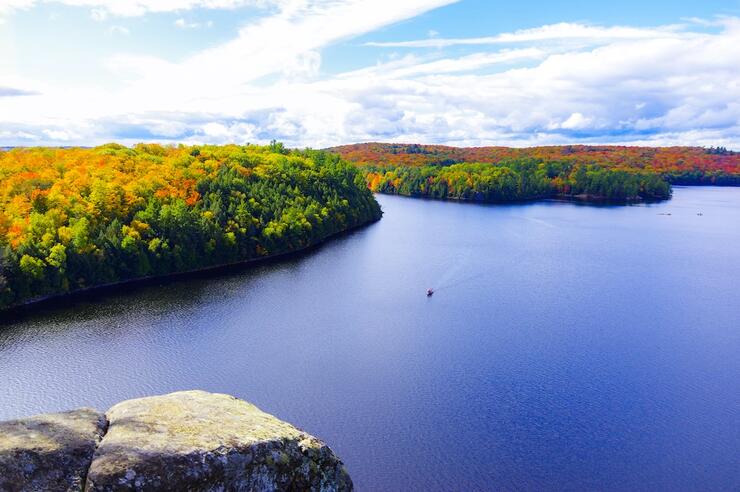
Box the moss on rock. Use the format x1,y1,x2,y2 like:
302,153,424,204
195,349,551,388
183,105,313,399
85,390,353,491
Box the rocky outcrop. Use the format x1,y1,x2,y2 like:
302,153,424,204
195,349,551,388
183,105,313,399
0,391,352,491
0,408,107,491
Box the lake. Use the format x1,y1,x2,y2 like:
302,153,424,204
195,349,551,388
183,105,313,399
1,187,739,490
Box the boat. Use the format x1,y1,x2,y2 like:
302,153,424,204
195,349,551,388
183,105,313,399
427,288,434,297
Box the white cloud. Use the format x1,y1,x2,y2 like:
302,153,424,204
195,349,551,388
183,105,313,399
199,121,259,142
0,0,459,141
1,6,740,150
0,0,282,18
107,25,130,36
0,86,39,97
98,0,459,109
365,22,690,48
340,48,545,80
0,130,40,140
174,18,208,29
90,7,107,20
0,0,36,14
282,50,322,79
42,128,77,140
0,0,34,22
560,112,592,130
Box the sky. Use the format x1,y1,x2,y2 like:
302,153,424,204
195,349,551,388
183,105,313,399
1,0,740,148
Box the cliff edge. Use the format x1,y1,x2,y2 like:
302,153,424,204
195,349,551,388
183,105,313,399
0,390,353,491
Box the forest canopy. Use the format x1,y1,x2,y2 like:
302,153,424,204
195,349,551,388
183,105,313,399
330,143,740,203
331,143,740,186
362,160,671,202
0,143,381,310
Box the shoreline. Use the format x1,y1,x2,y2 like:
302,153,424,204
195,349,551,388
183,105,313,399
0,217,380,322
372,191,670,206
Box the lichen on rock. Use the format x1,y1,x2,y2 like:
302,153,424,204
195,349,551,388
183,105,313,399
0,408,107,492
85,390,353,491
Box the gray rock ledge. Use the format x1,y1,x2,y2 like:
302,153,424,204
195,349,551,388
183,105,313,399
0,408,107,492
0,391,353,492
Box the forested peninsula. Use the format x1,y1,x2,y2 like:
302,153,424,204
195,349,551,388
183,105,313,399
331,143,740,203
0,143,381,311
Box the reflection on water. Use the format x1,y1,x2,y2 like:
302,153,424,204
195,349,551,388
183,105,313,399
1,187,739,490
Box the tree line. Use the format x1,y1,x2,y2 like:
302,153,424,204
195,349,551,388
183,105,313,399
363,160,672,202
331,143,740,186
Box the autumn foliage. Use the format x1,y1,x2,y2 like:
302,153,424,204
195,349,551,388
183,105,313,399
330,143,740,185
327,143,739,203
0,143,381,310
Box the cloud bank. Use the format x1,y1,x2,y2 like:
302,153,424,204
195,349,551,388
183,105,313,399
1,2,739,149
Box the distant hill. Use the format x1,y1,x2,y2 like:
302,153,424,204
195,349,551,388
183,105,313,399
328,143,740,185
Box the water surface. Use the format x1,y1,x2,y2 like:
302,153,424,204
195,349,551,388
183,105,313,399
1,187,739,490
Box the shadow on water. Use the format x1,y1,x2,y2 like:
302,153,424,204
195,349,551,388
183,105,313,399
0,225,374,330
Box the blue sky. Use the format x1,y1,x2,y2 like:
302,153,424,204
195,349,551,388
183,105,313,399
1,0,740,148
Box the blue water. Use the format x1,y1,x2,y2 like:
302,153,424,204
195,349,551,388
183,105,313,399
1,187,739,490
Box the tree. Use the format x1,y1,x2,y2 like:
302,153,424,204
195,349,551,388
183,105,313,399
0,144,381,310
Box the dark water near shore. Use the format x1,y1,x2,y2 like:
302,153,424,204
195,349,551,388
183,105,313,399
1,187,739,490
